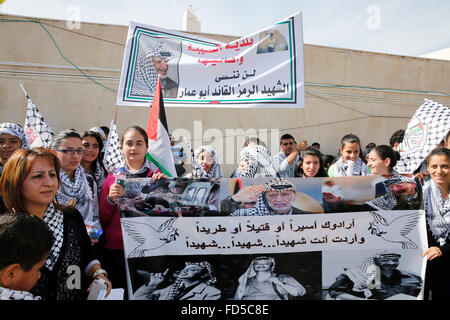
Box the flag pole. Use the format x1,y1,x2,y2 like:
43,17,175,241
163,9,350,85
19,83,29,98
113,105,119,124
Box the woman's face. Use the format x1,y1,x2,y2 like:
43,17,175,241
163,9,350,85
340,142,360,162
253,259,272,272
22,157,59,211
367,149,390,175
0,134,22,163
239,158,248,173
198,151,214,173
82,136,100,163
428,154,450,187
55,137,84,173
301,155,320,177
122,129,148,164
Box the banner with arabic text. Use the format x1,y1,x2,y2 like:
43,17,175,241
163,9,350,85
121,211,427,300
117,12,305,108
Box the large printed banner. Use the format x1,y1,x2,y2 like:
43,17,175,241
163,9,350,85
117,12,305,108
117,176,427,300
121,212,427,300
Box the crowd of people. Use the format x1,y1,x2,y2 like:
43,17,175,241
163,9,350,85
0,120,449,300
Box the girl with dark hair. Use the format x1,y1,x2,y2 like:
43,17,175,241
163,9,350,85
50,130,99,228
0,148,111,300
366,144,420,211
422,148,450,299
81,130,107,197
328,134,369,177
294,147,327,178
99,126,166,293
366,145,400,176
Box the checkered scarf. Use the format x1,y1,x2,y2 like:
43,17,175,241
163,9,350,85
395,99,450,174
57,165,94,223
333,157,370,177
166,261,217,300
344,250,399,298
423,179,450,246
367,171,417,210
42,202,64,271
233,145,278,178
192,145,223,179
0,122,29,149
131,41,174,96
230,178,296,216
0,287,41,300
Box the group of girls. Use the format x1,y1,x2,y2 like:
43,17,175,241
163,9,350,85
1,121,449,300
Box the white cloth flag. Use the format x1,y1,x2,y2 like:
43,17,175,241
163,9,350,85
395,99,450,174
21,85,54,148
103,120,125,175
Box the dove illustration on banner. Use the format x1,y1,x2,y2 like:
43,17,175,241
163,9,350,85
121,218,179,258
368,211,421,249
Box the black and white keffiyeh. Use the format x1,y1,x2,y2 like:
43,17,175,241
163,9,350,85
166,261,217,300
230,178,296,216
23,94,54,148
423,179,450,246
192,145,223,179
57,166,95,223
0,287,41,300
233,145,278,178
367,171,417,210
131,40,175,97
42,202,64,271
103,121,125,175
333,157,370,177
0,122,29,149
395,99,450,174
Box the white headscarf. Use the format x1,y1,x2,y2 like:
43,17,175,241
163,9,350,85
233,145,278,178
192,145,223,179
0,122,30,149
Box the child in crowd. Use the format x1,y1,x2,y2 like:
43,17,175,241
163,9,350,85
328,133,370,177
0,213,53,300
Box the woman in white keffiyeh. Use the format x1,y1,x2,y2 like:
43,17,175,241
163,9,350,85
328,134,369,177
233,144,279,178
0,122,30,176
422,148,450,300
0,148,111,300
234,256,306,300
190,145,223,179
50,130,99,227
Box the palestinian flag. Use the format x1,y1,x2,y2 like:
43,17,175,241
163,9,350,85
145,77,177,177
394,99,450,174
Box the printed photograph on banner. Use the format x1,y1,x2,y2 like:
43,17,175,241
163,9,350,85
321,175,422,213
117,12,304,107
129,35,182,99
322,249,424,300
127,252,322,300
219,177,324,216
116,177,221,217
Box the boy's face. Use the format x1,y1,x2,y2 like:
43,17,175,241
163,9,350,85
13,255,47,292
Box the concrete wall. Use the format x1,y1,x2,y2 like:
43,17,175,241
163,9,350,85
1,14,449,176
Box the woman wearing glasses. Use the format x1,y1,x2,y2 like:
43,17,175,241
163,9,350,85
50,130,99,230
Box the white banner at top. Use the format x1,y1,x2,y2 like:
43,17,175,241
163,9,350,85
116,12,305,108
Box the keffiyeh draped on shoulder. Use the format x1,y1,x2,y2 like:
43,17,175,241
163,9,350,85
333,157,370,177
423,179,450,246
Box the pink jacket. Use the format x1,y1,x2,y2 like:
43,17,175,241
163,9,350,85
99,169,159,250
